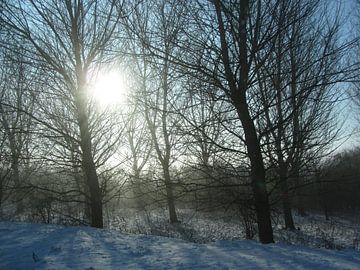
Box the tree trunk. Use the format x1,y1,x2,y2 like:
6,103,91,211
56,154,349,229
133,170,145,210
290,34,306,218
78,120,103,228
280,174,295,229
0,105,23,213
236,100,274,243
163,163,178,223
292,168,306,217
274,8,295,230
214,0,274,243
293,173,306,217
11,156,23,214
75,80,103,228
9,136,23,213
0,178,3,218
316,173,329,220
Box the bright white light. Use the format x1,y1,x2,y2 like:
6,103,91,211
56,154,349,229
90,70,128,107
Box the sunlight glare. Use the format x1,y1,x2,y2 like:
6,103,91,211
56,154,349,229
90,70,128,107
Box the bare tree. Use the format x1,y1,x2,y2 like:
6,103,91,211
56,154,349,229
125,0,192,223
1,0,125,228
175,0,276,244
124,104,153,209
250,0,352,229
351,0,360,124
0,39,38,214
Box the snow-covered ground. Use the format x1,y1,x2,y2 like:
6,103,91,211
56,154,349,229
1,222,359,270
106,208,360,250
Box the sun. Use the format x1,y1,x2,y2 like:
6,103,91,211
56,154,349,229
90,70,128,107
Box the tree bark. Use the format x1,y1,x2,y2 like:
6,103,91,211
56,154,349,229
274,6,295,229
235,99,274,243
163,163,178,223
74,77,103,228
77,105,103,228
280,173,295,229
290,48,306,218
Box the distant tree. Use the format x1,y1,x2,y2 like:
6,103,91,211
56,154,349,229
314,148,360,219
0,40,38,214
179,83,225,209
123,104,153,209
125,0,189,223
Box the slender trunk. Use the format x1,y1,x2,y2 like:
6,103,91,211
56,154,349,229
201,141,212,208
163,163,178,223
0,177,3,218
279,172,295,229
275,38,295,229
0,105,23,213
323,200,330,221
9,132,22,213
11,156,23,213
161,55,178,223
128,121,145,209
316,173,329,220
291,100,306,217
294,169,306,217
133,170,145,209
290,31,306,218
144,101,178,223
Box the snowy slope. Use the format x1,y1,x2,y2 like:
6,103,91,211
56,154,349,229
0,222,359,270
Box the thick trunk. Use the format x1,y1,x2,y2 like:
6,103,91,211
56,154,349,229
75,83,103,228
83,180,91,223
163,163,178,223
78,112,103,228
72,162,91,222
68,4,103,228
236,101,274,243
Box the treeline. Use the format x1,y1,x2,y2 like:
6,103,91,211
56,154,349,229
0,0,359,244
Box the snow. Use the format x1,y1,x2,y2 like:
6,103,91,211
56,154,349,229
1,222,359,270
106,208,360,250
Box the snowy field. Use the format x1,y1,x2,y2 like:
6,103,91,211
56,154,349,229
106,208,360,250
1,221,360,270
